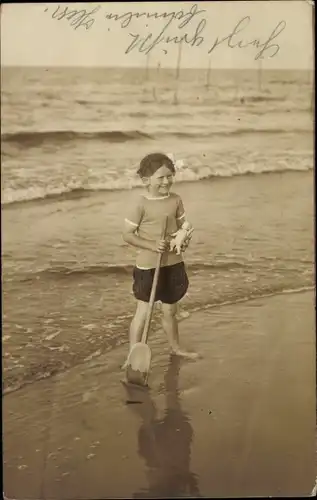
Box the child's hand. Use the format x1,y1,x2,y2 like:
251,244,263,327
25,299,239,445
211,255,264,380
155,239,169,253
186,227,194,240
170,227,194,254
181,228,194,252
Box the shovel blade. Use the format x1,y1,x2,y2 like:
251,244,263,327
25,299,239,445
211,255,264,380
126,342,151,386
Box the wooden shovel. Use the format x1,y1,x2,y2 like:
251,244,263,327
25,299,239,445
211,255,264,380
126,215,169,386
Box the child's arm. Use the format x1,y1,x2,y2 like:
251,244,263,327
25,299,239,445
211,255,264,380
123,221,167,253
175,196,194,232
122,197,168,253
169,196,194,254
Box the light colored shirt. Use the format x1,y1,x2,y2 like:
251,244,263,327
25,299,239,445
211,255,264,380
125,192,186,269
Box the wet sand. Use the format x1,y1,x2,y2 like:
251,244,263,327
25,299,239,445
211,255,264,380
3,291,316,499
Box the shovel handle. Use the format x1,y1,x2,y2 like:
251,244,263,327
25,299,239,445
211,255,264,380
141,215,168,343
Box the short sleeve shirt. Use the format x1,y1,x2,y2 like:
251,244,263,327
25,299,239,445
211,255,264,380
125,192,186,269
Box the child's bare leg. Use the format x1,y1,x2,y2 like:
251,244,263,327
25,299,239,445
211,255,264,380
129,300,149,349
176,302,190,320
161,302,199,359
122,300,148,368
161,303,179,351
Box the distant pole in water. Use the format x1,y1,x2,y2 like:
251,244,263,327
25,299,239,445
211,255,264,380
206,56,212,89
174,42,183,104
175,42,182,80
145,52,150,81
311,2,315,113
153,62,161,102
258,57,263,93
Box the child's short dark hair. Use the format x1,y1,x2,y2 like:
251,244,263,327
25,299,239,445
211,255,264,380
137,153,175,178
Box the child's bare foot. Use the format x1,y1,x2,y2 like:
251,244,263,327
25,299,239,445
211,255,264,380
171,348,201,360
176,310,190,321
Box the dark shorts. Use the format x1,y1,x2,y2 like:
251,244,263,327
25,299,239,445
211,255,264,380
132,262,189,304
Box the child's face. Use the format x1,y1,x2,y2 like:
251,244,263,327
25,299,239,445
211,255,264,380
144,165,174,196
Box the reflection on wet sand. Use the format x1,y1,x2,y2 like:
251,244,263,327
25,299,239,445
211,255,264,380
124,356,200,498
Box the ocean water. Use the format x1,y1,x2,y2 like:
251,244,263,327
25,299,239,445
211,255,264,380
1,67,315,394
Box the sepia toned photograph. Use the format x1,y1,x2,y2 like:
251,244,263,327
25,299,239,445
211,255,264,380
2,1,315,498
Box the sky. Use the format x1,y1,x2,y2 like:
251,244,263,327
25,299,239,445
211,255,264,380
0,1,314,69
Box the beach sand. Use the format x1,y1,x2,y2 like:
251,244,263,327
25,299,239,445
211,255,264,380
3,290,316,499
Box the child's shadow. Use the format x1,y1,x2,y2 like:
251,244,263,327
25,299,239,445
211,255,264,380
125,356,201,498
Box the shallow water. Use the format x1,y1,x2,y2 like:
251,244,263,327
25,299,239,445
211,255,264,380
2,172,314,394
1,67,314,393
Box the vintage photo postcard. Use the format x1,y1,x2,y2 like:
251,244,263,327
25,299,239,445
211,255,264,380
2,1,315,498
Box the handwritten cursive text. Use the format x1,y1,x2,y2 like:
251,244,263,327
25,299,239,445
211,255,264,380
104,4,207,54
48,4,100,30
126,18,206,54
104,3,206,30
43,3,287,61
208,16,287,59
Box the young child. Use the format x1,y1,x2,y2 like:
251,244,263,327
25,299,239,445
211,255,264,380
122,152,199,365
